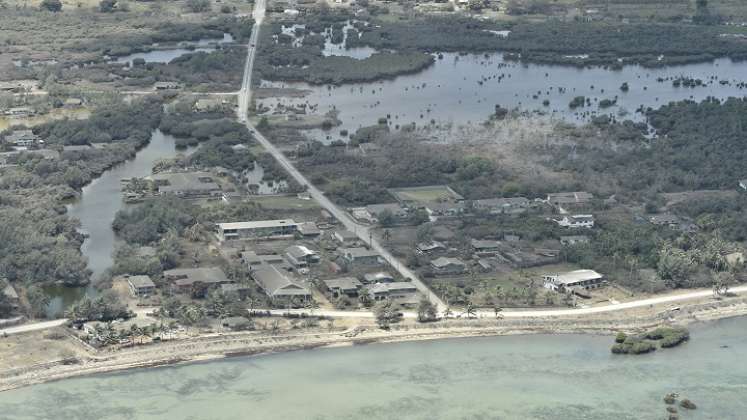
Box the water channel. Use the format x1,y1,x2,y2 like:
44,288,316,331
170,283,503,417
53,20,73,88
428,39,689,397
2,316,745,419
46,130,190,316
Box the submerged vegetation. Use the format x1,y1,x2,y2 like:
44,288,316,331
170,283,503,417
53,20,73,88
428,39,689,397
611,327,690,354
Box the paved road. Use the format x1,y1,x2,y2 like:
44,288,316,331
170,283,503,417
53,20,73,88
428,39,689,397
0,319,67,336
257,284,747,319
234,0,447,311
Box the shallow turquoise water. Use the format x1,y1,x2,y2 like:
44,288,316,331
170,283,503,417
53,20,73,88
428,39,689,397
2,317,746,419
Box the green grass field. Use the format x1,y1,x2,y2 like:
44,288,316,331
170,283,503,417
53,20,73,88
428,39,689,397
388,185,462,203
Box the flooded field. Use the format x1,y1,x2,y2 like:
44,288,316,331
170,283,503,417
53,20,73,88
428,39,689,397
113,33,234,66
258,54,747,143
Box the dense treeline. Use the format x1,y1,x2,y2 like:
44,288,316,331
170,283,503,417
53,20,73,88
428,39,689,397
111,196,278,246
0,98,164,291
78,17,252,58
112,47,246,90
346,16,747,67
557,97,747,195
112,196,196,245
296,128,517,205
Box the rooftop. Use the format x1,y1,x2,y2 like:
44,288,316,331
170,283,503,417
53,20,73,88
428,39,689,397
551,269,603,285
363,272,394,283
342,247,381,259
252,265,309,297
218,219,297,230
164,267,229,285
323,277,362,290
431,257,465,268
471,239,501,249
369,282,418,294
127,275,155,289
241,251,285,265
475,197,529,207
2,284,18,300
286,245,316,259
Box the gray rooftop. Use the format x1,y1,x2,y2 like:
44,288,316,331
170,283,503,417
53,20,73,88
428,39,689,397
252,265,310,297
471,239,501,250
164,267,229,285
286,245,316,259
363,272,394,283
431,257,466,268
475,197,529,207
342,247,380,259
323,277,362,291
127,275,155,289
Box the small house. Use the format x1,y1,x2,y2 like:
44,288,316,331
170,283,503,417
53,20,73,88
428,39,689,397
543,269,604,292
194,98,221,112
154,82,180,90
297,222,321,237
323,277,362,298
333,230,359,245
2,283,19,309
221,283,254,300
430,257,467,275
740,179,747,191
251,265,311,305
127,275,156,297
471,239,501,255
649,214,681,228
547,192,593,209
553,215,595,229
416,241,446,254
560,235,590,246
285,245,320,268
368,282,418,301
365,203,408,223
340,247,382,266
164,267,232,293
363,272,395,284
474,197,530,215
4,130,40,149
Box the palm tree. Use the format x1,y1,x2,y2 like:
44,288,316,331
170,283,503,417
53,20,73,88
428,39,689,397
493,304,503,319
305,299,320,316
465,302,477,319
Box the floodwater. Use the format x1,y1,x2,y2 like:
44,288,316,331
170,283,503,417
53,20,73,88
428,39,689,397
2,316,746,419
258,53,747,143
113,33,234,66
243,162,289,195
47,131,190,316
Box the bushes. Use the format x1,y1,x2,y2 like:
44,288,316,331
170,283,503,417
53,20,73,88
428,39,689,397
612,326,689,355
112,196,196,245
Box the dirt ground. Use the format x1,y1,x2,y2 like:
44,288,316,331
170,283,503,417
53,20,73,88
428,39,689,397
0,328,88,372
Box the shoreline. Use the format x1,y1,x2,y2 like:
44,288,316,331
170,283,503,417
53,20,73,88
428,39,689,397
3,296,747,393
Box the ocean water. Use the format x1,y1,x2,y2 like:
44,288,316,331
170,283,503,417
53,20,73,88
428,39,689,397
2,317,745,419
